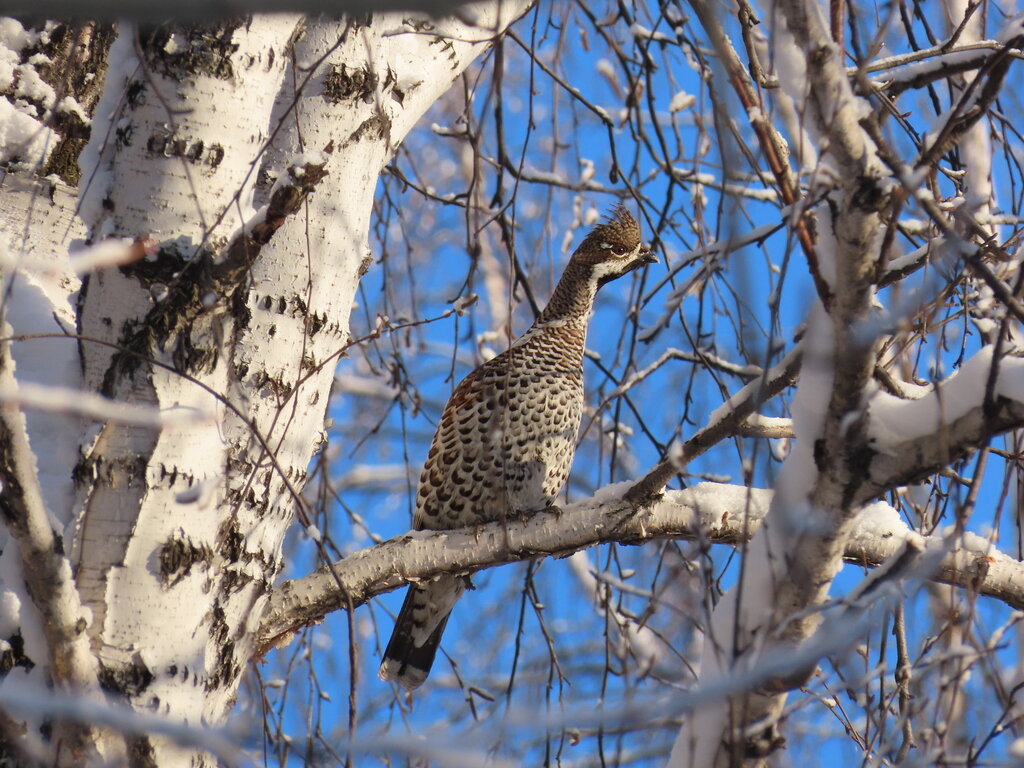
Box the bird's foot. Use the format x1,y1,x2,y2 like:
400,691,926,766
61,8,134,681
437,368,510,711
504,508,538,524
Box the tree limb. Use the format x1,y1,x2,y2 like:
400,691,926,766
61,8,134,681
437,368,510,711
258,464,1024,656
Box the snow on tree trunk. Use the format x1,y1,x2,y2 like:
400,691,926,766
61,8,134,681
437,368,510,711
0,6,527,766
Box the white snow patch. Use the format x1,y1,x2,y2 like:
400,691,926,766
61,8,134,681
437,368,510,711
163,32,188,54
55,96,89,124
0,266,80,523
771,10,809,110
394,69,422,94
629,23,675,43
13,63,56,110
886,242,932,273
772,303,835,534
849,501,907,542
0,99,52,166
452,293,478,314
291,150,329,169
869,346,1024,450
0,548,46,668
668,439,685,471
0,59,15,93
0,18,35,51
0,379,215,428
746,414,792,431
997,14,1024,43
579,158,595,184
590,480,635,504
677,482,772,518
812,206,839,288
0,590,20,638
957,529,996,555
669,90,695,113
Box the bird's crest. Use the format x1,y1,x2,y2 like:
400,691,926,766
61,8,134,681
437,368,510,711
580,203,641,253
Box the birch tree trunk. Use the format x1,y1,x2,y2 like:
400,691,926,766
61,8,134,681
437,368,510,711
0,6,527,765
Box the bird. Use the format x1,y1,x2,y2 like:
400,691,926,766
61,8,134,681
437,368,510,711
379,204,655,690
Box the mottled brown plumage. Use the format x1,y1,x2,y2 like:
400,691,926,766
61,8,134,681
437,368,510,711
379,205,654,689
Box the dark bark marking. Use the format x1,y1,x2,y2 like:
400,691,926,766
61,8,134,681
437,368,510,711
145,128,225,170
140,21,245,82
0,631,34,676
126,735,158,768
158,533,214,587
322,63,377,104
346,114,390,145
98,654,154,697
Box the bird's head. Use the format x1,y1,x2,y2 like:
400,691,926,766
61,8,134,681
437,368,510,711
572,204,656,287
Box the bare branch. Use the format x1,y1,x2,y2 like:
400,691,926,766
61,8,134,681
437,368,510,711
626,342,802,504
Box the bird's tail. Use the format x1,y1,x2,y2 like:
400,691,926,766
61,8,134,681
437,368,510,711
379,576,464,690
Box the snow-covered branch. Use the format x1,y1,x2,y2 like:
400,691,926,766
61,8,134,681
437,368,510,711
258,475,1024,654
859,347,1024,503
0,379,214,427
867,39,1024,94
0,680,240,766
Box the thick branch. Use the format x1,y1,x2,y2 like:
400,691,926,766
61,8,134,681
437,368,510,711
258,473,1024,655
769,0,890,638
860,398,1024,504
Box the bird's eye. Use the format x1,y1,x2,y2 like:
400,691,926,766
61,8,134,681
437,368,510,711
610,244,628,256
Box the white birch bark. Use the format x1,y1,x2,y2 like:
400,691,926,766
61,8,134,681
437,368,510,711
0,5,529,765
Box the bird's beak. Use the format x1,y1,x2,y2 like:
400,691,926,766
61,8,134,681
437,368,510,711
639,245,657,266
